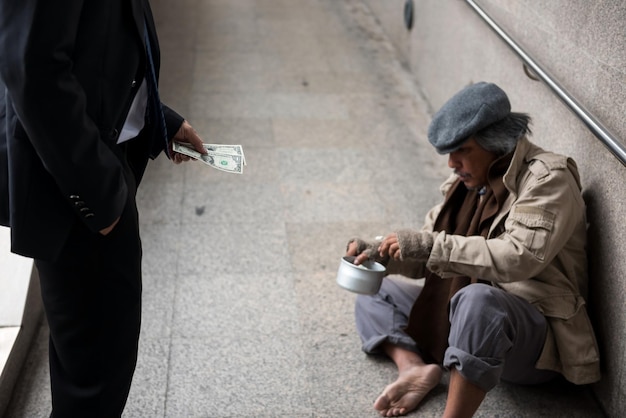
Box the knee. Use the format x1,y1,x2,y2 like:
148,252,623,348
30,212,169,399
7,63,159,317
448,284,513,348
449,284,501,320
448,284,512,342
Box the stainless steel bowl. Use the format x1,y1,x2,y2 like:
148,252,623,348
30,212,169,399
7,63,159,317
336,256,386,295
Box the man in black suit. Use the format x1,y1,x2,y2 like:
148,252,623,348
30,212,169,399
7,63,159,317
0,0,205,415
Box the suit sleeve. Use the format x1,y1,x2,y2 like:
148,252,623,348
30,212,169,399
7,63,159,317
0,0,127,232
148,104,184,159
144,1,185,159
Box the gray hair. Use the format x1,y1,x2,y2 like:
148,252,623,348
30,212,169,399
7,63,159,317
473,112,532,156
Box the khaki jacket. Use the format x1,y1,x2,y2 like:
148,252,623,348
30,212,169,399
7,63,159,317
397,137,600,384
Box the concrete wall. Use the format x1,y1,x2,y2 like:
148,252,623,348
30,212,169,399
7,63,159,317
360,0,626,416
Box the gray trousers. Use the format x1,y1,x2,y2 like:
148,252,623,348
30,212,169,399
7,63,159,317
355,277,558,391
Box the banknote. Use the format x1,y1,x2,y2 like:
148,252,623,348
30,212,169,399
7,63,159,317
172,142,244,174
203,144,247,166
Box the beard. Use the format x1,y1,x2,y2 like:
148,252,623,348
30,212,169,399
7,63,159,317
454,170,485,192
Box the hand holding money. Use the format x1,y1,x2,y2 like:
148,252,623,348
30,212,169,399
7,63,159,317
171,121,207,164
173,141,247,174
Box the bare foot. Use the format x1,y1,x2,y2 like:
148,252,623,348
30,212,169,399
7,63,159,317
373,363,442,417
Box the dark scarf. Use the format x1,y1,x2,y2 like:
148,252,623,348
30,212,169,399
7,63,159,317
404,152,513,364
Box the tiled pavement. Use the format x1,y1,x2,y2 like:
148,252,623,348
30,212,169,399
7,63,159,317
4,0,605,417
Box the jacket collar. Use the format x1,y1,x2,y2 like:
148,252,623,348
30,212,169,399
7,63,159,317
502,135,545,195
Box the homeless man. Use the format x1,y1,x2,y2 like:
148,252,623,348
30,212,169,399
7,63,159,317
345,82,600,418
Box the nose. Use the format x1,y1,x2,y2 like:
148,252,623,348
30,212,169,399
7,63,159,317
448,152,459,169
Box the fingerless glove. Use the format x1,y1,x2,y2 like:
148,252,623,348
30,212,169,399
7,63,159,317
346,237,387,264
396,229,437,262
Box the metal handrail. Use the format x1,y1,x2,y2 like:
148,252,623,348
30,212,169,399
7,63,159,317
466,0,626,166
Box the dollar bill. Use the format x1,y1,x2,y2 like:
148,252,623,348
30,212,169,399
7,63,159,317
203,144,247,166
172,142,244,174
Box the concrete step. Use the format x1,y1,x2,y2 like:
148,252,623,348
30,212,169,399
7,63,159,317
0,227,43,417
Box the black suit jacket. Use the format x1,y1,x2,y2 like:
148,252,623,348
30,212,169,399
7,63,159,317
0,0,183,261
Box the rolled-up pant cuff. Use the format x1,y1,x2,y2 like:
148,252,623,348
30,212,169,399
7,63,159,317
361,335,421,355
444,284,555,392
444,346,502,392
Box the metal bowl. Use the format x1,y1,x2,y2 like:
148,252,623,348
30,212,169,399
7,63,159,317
336,256,386,295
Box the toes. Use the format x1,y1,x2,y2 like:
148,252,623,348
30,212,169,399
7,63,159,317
374,393,391,411
382,407,405,417
391,407,406,417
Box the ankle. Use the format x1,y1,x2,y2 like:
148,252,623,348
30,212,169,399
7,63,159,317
383,343,429,371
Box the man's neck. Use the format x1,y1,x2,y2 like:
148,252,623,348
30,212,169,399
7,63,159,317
466,185,487,195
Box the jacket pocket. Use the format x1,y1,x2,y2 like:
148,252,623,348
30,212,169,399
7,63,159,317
509,205,555,261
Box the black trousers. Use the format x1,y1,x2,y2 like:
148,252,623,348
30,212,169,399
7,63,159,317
35,155,142,417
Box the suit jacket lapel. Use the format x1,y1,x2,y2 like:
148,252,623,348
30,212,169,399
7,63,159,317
130,0,145,50
134,0,161,78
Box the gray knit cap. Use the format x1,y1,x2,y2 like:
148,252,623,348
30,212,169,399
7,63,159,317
427,82,511,154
